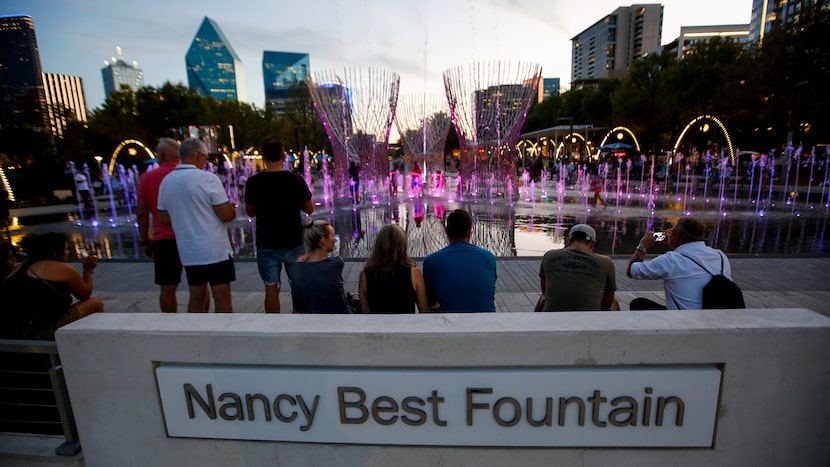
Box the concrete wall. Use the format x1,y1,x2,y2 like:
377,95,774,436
56,309,830,466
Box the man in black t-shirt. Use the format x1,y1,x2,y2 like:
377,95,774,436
244,137,313,312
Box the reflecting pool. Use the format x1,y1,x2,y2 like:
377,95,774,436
10,189,828,260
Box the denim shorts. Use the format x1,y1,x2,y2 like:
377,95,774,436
256,245,306,285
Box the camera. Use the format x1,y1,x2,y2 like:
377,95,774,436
653,232,667,242
78,248,90,259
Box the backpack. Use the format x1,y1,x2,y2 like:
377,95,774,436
678,253,746,309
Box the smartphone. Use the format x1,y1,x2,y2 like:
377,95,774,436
78,248,90,259
653,232,667,242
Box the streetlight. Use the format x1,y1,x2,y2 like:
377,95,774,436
557,117,574,163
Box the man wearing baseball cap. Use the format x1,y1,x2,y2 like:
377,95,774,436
537,224,619,311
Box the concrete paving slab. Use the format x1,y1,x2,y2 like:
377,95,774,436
84,257,830,315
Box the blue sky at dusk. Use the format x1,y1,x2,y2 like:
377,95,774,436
2,0,750,110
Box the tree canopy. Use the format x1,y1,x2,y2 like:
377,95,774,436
525,4,829,153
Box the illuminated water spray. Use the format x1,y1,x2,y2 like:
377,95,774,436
395,93,452,198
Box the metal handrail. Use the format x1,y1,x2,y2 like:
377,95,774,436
0,339,81,456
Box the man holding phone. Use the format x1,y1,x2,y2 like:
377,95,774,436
627,217,733,310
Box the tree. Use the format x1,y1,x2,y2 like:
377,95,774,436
523,93,564,132
87,87,141,151
611,51,676,153
668,38,750,120
753,3,830,147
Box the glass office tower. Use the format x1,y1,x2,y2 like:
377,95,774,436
102,46,144,99
185,16,247,102
263,51,310,114
0,14,48,129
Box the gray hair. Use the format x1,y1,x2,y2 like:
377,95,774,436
303,219,332,250
179,137,206,160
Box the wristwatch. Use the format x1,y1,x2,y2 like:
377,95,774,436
635,245,647,253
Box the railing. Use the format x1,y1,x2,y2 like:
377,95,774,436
0,339,81,456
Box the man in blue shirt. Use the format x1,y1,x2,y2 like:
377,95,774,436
423,209,497,312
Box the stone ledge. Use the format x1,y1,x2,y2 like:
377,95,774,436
0,433,84,466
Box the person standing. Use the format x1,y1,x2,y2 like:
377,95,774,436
137,138,182,313
157,138,236,313
627,217,733,310
74,168,92,209
590,173,606,208
244,136,313,313
348,160,360,203
538,224,618,311
423,209,497,312
411,162,423,197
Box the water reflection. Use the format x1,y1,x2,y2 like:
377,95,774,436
10,200,829,260
327,201,828,258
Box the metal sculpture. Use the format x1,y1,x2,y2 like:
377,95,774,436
307,67,400,200
395,93,452,195
443,61,541,200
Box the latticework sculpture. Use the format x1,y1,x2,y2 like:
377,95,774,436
307,68,400,200
395,93,452,176
443,61,541,199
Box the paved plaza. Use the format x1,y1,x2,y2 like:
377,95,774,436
91,256,830,315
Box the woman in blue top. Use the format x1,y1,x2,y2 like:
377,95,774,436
358,224,430,314
289,220,352,313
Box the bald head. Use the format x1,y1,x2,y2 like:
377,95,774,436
156,138,180,163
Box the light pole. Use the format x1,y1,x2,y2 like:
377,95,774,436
557,117,574,163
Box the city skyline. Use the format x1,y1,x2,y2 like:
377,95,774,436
1,1,750,110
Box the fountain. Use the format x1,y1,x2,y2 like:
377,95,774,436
395,93,452,200
306,67,400,204
443,61,542,203
5,82,829,261
8,144,829,261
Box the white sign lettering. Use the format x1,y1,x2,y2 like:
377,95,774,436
155,365,721,447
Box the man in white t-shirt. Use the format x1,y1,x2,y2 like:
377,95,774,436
158,138,237,312
74,170,92,208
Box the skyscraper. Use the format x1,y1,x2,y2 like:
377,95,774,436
0,14,48,129
676,24,751,59
185,16,247,102
749,0,821,44
538,78,561,102
42,72,88,137
263,51,309,114
102,46,144,99
571,4,663,87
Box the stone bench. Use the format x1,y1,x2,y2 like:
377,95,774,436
53,309,830,466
